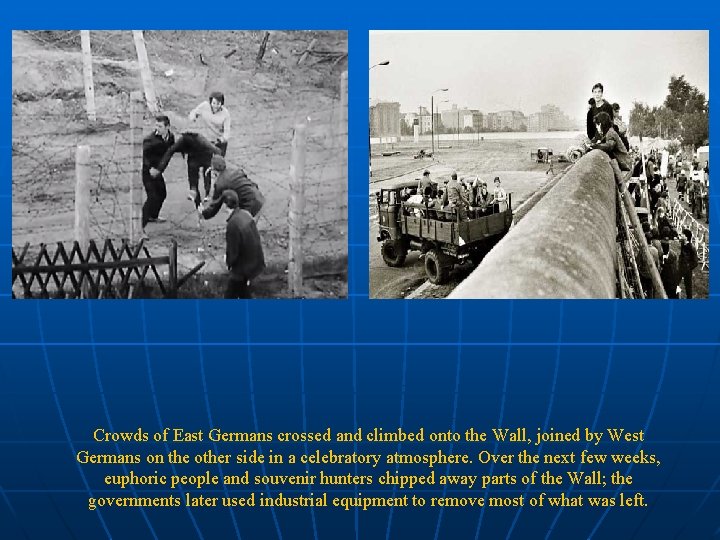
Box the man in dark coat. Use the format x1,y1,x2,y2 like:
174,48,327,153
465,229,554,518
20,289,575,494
659,241,681,299
223,190,265,299
155,131,221,206
586,83,615,141
200,155,265,220
142,115,175,237
678,228,699,299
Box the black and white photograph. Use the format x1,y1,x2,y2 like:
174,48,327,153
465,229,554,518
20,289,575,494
369,30,709,299
12,30,347,298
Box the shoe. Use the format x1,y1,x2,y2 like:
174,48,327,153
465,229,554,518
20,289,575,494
152,215,167,223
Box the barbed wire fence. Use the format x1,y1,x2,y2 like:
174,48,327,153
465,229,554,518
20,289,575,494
13,30,348,297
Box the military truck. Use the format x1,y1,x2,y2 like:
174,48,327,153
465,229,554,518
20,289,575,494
375,179,513,284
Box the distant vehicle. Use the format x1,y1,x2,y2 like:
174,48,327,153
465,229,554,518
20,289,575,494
375,179,513,284
414,149,433,159
531,148,553,163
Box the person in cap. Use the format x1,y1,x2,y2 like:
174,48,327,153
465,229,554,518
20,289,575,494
155,130,222,206
200,155,265,220
418,170,433,199
222,190,265,299
142,115,175,238
443,171,470,220
678,228,699,298
188,91,231,156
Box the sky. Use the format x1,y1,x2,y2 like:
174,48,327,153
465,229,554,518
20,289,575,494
369,31,709,120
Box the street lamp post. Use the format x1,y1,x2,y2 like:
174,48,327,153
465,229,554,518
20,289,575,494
369,61,390,178
431,88,448,155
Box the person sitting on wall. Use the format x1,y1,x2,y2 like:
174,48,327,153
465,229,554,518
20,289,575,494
611,103,631,152
586,83,615,141
589,111,632,173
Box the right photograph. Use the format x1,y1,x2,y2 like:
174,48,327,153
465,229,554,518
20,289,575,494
369,30,709,299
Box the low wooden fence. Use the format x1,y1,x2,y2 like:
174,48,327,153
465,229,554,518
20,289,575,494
12,239,204,299
670,199,709,271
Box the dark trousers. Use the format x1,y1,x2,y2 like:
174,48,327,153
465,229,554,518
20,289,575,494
224,276,250,299
215,141,228,157
142,172,167,227
682,271,693,299
187,153,214,206
664,284,679,299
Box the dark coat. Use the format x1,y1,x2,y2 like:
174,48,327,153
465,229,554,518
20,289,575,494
142,131,175,173
202,167,265,219
586,100,615,140
226,208,265,281
679,243,699,274
660,250,681,294
157,132,221,172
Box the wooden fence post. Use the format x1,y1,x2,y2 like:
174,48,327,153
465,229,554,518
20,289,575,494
288,124,307,297
256,32,270,64
75,146,91,250
130,91,144,243
80,31,97,122
75,145,92,297
339,70,348,135
297,38,317,65
339,70,348,223
132,30,159,114
168,240,178,298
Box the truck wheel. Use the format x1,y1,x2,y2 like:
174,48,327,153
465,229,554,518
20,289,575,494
469,248,486,266
381,239,408,267
425,249,451,284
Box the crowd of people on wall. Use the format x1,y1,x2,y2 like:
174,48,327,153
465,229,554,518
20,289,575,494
585,82,707,299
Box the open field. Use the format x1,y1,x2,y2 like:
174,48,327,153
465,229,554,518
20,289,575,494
12,30,347,298
370,135,582,183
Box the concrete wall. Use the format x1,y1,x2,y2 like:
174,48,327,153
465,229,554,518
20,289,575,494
449,150,617,299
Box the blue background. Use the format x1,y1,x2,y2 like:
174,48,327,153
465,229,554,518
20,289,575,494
2,3,719,539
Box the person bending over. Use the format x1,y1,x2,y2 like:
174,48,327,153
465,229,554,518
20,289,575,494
200,156,265,220
156,131,221,206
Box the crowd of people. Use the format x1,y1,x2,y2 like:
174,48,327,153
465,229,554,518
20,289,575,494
585,82,707,299
401,170,508,220
140,92,267,298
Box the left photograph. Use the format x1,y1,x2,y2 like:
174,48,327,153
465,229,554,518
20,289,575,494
12,30,348,299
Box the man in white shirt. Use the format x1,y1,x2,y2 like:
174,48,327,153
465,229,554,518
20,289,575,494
188,91,231,156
